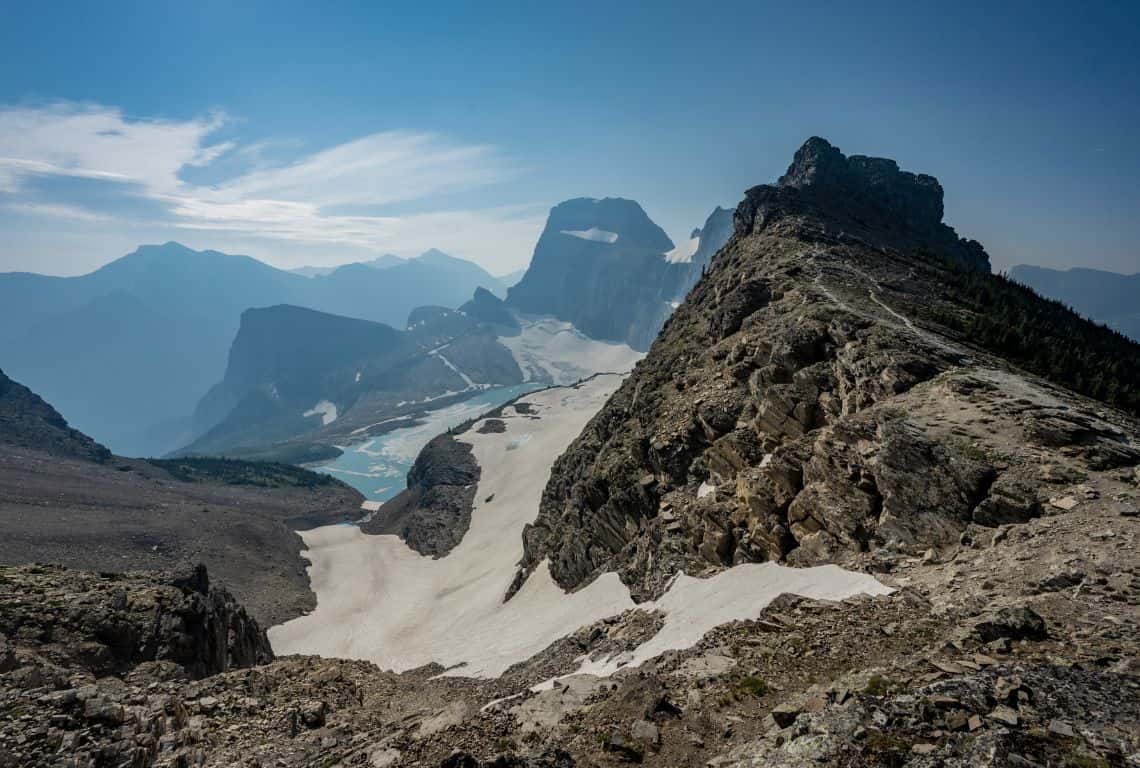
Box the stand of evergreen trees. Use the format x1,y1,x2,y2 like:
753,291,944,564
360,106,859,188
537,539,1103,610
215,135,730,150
928,259,1140,418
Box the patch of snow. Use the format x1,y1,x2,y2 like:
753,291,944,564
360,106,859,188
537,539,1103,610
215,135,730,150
697,481,716,499
499,317,643,386
664,236,700,263
760,453,773,468
560,227,619,244
270,375,892,680
360,500,382,512
303,400,338,426
541,563,892,686
430,348,476,388
355,371,362,383
270,376,634,676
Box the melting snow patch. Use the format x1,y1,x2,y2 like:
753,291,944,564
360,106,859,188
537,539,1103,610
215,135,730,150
698,481,716,499
664,236,700,263
303,400,338,426
560,227,619,244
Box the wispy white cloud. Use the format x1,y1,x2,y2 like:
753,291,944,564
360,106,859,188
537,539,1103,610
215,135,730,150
2,201,116,223
0,102,229,194
0,101,539,272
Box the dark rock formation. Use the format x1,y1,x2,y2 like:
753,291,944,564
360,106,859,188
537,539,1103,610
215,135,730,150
460,286,521,333
0,563,270,680
362,433,481,557
507,199,732,350
746,136,990,271
0,368,110,462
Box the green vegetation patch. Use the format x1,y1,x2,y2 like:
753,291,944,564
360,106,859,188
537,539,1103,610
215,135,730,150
148,457,338,489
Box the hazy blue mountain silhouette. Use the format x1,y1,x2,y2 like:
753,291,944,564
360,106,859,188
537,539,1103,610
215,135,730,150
0,242,505,456
1009,264,1140,342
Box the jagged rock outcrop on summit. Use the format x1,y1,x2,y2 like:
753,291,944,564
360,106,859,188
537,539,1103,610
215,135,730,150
515,137,1140,601
460,286,521,334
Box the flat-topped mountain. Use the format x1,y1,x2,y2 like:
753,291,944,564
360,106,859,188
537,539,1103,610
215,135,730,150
506,198,732,350
183,302,525,457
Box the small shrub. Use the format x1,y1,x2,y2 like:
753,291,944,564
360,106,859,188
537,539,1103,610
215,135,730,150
736,675,769,697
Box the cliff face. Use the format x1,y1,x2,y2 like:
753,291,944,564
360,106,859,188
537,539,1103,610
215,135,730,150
515,137,1139,601
506,198,731,350
0,563,271,681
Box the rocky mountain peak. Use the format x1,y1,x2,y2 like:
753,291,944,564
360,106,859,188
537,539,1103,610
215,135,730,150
742,137,989,271
544,197,674,253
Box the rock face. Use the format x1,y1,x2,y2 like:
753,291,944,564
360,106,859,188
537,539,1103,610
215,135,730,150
362,433,481,557
460,286,521,333
507,199,732,350
0,563,270,680
516,137,1140,601
0,368,111,462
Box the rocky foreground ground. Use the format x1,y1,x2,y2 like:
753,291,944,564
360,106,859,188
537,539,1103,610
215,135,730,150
1,478,1136,767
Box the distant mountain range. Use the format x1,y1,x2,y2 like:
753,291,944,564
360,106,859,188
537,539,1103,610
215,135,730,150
1009,264,1140,342
0,243,506,456
506,198,733,350
290,253,406,277
0,200,727,458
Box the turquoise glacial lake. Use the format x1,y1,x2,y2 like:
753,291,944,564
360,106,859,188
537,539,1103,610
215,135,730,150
311,383,544,502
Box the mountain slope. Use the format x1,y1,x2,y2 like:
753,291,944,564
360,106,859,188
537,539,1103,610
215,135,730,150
1009,263,1140,342
0,368,361,626
516,137,1140,601
0,243,506,456
506,198,732,350
0,367,110,461
184,302,525,456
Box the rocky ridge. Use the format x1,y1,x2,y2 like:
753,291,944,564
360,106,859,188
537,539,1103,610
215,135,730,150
516,137,1140,602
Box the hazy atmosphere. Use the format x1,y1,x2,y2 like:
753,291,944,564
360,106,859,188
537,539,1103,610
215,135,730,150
2,1,1138,275
2,4,1138,766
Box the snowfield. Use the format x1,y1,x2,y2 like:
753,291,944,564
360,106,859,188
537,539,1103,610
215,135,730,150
664,235,700,263
270,374,893,681
499,317,643,385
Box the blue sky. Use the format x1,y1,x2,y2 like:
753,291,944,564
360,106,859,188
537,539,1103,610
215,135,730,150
1,1,1137,275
